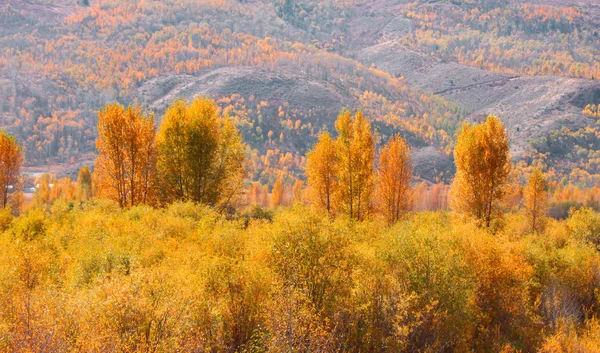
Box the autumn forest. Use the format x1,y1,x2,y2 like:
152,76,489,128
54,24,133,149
1,0,600,352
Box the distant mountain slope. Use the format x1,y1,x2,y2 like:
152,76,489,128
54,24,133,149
1,0,600,184
359,40,600,158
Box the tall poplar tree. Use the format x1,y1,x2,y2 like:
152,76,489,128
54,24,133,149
271,178,284,207
524,167,549,233
334,110,374,220
77,166,93,201
0,130,22,208
450,116,511,228
306,132,337,214
377,135,413,224
156,98,245,207
95,103,156,207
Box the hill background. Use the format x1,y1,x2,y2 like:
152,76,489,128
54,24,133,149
1,0,599,186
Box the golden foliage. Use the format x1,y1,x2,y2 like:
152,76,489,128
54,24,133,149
451,116,511,228
334,110,375,220
94,103,157,207
156,98,245,208
0,203,599,351
0,130,22,208
77,166,93,201
524,167,549,234
271,178,284,207
376,134,413,224
306,132,337,214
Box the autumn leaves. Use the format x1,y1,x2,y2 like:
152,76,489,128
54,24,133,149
0,131,22,209
93,96,550,232
306,111,412,223
95,98,245,208
306,113,549,231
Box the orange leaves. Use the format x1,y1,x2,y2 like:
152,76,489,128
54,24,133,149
376,135,413,224
0,130,22,208
94,103,157,207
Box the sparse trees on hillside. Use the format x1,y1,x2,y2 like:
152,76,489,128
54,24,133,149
156,98,245,207
524,167,549,233
377,135,413,224
0,130,22,209
94,104,157,207
451,116,511,228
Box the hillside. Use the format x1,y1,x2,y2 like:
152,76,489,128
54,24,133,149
0,0,599,184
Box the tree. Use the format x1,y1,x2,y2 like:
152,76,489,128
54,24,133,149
250,183,261,206
77,166,93,201
376,135,413,224
450,116,511,228
33,174,53,207
334,110,375,220
0,130,22,209
524,167,549,233
306,132,337,214
262,184,270,207
156,98,245,208
94,103,157,207
292,180,304,204
271,178,284,207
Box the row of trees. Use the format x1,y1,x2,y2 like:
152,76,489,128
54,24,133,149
306,113,550,232
0,97,554,234
306,111,413,223
94,98,245,208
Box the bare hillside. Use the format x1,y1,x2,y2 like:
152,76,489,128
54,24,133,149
138,66,352,116
353,0,600,159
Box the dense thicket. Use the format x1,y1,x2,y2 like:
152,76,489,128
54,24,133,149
0,202,599,352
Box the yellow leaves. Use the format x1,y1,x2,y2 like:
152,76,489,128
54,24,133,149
271,178,284,207
306,132,337,214
95,103,157,208
377,135,413,224
451,116,512,228
0,202,599,351
156,98,246,207
334,110,375,220
524,167,549,234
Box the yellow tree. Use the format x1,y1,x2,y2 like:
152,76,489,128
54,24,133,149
376,135,413,224
77,166,93,201
95,103,157,207
33,174,53,207
156,98,245,207
262,184,270,207
271,178,284,207
250,183,261,206
292,180,304,204
334,110,375,220
0,130,22,208
306,132,336,214
450,116,511,228
524,167,549,233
